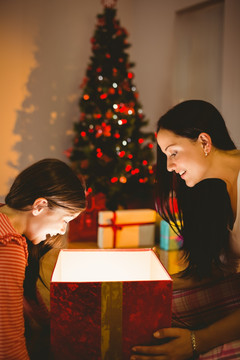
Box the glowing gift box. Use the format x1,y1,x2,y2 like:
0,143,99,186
160,220,183,251
50,249,172,360
98,209,157,248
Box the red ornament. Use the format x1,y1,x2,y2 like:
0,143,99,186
114,133,120,139
80,77,88,89
80,113,85,121
100,93,108,100
83,94,90,100
131,168,140,175
125,165,132,172
128,154,133,159
104,112,112,120
63,147,72,159
111,177,118,183
81,131,86,137
106,53,111,59
142,160,148,165
138,138,144,144
97,16,105,27
127,72,134,79
148,143,154,149
119,151,125,158
108,88,115,95
80,159,89,169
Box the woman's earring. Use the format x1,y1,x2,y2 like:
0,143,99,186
205,151,208,157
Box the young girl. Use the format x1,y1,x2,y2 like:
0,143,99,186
131,100,240,359
0,158,86,360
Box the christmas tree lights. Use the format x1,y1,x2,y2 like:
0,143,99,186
66,1,155,210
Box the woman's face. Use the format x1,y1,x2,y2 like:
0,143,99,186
157,129,210,187
25,205,80,244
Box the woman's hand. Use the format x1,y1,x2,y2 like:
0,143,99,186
130,328,194,360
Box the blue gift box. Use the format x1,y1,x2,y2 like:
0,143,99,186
160,220,183,251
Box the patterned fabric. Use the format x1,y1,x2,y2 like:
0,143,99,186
0,213,29,360
172,273,240,359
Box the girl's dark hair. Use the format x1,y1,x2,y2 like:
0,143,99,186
5,158,87,213
155,100,236,279
7,158,87,301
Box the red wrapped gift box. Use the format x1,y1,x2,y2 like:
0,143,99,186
68,193,106,242
50,249,172,360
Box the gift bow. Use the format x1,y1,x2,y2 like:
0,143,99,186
99,211,155,248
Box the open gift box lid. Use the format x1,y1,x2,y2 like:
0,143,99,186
50,249,172,360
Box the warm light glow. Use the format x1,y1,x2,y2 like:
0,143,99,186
131,168,140,175
119,176,127,183
111,177,118,183
51,250,171,282
83,94,90,100
118,151,125,157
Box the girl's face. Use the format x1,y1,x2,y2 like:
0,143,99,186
157,129,210,187
25,205,80,244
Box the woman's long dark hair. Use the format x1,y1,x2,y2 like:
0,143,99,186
5,158,87,300
155,100,236,278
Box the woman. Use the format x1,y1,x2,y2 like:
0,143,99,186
0,158,86,360
131,100,240,359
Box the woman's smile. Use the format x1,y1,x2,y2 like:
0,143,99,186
157,129,210,187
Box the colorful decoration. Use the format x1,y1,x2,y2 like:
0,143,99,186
66,4,155,210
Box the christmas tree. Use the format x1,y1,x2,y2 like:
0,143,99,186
66,1,155,210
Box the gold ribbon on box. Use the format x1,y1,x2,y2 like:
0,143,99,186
101,282,123,360
99,211,155,247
